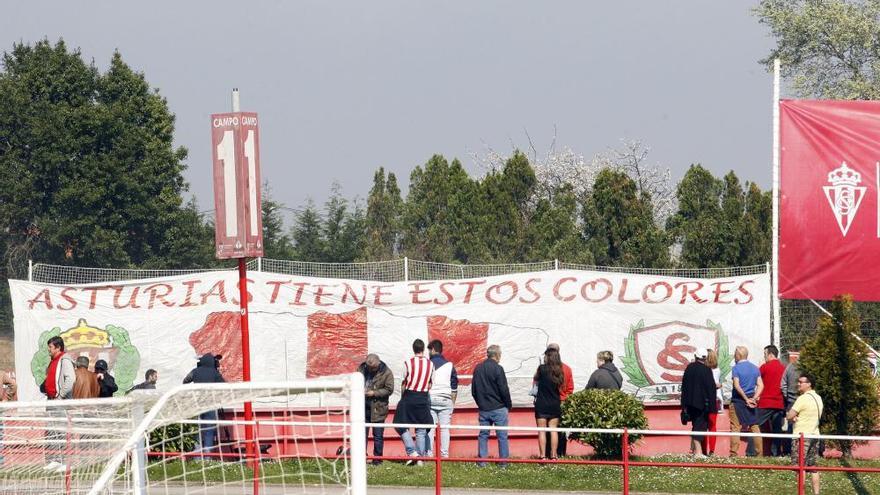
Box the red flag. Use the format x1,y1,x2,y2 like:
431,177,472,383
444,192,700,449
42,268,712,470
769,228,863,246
779,100,880,301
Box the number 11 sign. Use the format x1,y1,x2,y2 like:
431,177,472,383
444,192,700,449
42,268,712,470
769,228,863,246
211,112,264,259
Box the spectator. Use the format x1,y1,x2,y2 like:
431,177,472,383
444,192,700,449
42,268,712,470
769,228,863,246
0,370,16,402
533,348,564,460
680,348,716,457
471,344,512,468
94,359,118,398
426,340,457,458
0,370,15,465
705,349,723,456
545,343,574,458
127,369,159,394
779,352,801,455
393,339,434,466
41,336,74,472
730,346,763,457
184,353,225,458
357,354,394,465
72,356,99,399
755,345,786,456
42,336,75,401
787,373,823,495
585,351,623,390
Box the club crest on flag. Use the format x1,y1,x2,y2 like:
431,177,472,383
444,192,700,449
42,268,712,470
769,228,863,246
823,162,866,236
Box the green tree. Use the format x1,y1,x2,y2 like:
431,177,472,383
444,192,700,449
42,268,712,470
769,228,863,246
583,169,669,267
666,165,726,267
797,295,880,457
361,168,402,261
323,183,363,263
524,184,590,263
0,40,213,334
261,190,296,260
474,152,537,263
756,0,880,99
291,200,324,262
400,155,475,262
741,182,772,265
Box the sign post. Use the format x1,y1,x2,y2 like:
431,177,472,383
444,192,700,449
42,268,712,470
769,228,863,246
211,88,263,492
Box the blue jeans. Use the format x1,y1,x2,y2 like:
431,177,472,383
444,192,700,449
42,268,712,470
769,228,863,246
365,407,385,458
427,395,454,457
198,410,219,458
400,428,427,456
477,408,509,467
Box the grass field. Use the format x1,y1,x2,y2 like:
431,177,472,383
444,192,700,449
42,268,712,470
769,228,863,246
144,455,880,494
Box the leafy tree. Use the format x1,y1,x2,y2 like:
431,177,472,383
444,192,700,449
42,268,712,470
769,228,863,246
261,190,296,260
291,200,324,261
524,184,590,263
797,295,880,457
666,165,726,267
582,169,669,267
0,39,213,334
473,152,537,263
322,183,363,263
756,0,880,99
361,168,402,261
741,182,772,265
400,155,475,262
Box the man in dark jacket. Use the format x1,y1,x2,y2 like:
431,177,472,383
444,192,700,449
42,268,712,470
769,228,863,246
357,354,394,465
680,348,717,457
94,360,118,398
585,350,624,390
127,369,159,394
184,354,226,457
471,344,512,467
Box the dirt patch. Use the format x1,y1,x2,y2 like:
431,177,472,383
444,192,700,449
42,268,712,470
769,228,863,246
0,336,13,371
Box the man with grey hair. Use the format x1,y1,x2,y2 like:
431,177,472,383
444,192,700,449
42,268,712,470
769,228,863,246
471,344,512,467
585,350,623,390
357,353,394,465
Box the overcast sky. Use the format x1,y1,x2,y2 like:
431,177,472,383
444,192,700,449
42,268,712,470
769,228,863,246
5,1,777,217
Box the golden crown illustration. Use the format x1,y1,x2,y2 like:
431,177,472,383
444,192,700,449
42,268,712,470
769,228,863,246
59,319,110,350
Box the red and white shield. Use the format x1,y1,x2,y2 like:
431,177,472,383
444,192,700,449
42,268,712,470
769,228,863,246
634,321,718,385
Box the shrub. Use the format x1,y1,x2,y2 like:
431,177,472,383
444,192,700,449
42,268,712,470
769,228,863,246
561,389,648,458
797,294,880,457
149,422,200,452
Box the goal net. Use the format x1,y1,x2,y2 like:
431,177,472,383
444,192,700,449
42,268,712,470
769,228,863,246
0,375,366,495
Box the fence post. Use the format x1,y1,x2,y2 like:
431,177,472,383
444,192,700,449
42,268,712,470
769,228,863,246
257,257,262,272
404,257,409,282
797,433,805,495
554,259,559,270
28,259,33,281
622,428,629,495
435,424,442,495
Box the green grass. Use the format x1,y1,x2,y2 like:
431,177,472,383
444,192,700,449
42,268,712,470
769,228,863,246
142,455,880,494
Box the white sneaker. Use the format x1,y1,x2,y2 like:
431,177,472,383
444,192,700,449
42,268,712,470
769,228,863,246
405,452,420,466
425,450,433,457
43,461,61,471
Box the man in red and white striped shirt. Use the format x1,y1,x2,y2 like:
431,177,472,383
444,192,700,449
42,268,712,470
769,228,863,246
393,339,434,465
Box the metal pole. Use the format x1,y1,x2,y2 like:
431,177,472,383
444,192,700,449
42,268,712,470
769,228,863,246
772,58,782,350
797,433,805,495
622,428,630,495
435,424,442,495
404,256,409,282
27,259,33,281
132,401,147,495
232,87,258,494
349,373,367,495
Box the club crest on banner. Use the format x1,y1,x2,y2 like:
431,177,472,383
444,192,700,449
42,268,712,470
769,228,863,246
621,319,731,402
822,162,866,236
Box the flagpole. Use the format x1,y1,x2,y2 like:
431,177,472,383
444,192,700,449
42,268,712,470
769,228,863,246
772,58,782,350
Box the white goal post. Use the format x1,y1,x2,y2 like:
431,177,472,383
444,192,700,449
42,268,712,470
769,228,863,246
0,374,365,495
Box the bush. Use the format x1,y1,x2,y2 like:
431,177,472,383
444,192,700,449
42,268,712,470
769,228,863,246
797,294,880,457
149,422,200,452
561,389,648,459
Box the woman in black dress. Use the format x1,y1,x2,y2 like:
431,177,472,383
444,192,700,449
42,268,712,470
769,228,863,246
533,348,564,459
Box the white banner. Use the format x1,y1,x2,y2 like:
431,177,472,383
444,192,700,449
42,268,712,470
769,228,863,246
10,269,770,404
